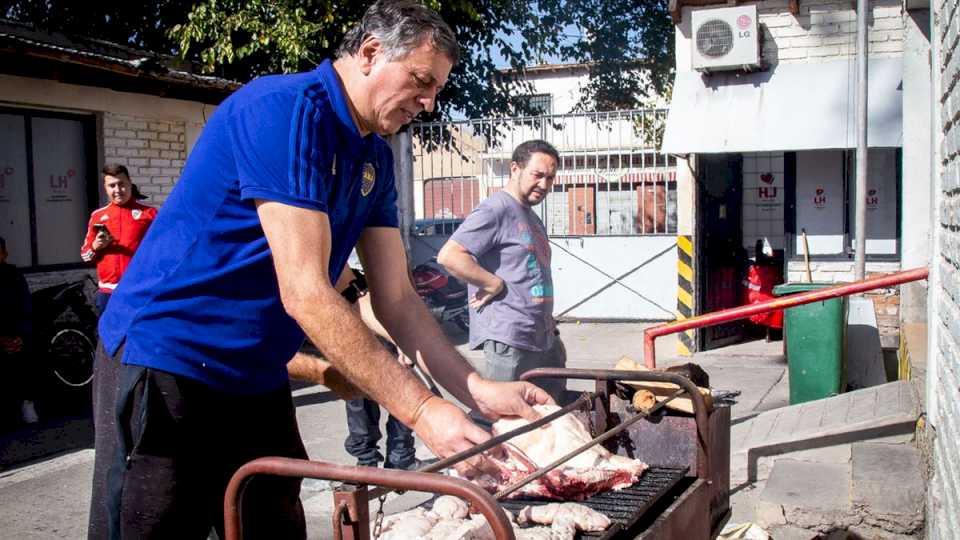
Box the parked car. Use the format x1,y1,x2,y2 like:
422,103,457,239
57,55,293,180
412,218,465,236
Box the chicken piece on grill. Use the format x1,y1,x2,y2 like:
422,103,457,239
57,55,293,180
432,495,470,520
471,404,647,500
376,507,437,540
516,502,611,532
372,497,608,540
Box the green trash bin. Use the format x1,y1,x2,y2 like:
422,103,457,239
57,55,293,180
772,282,848,405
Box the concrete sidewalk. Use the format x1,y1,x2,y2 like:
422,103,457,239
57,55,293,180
0,321,923,539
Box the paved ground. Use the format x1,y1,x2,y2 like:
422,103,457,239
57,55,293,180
0,320,914,539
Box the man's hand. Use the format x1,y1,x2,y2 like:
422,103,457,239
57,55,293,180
92,231,113,251
469,277,504,311
0,336,23,353
411,396,505,477
437,239,504,312
322,366,365,400
287,351,365,400
467,374,555,422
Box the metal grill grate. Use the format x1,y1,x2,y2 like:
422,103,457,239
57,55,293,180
498,466,689,539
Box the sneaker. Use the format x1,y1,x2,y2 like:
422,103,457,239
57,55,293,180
21,400,38,424
356,459,381,468
385,458,423,472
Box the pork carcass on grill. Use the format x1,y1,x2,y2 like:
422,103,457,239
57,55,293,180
468,404,648,501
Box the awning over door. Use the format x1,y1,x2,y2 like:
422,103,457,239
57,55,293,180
660,57,903,154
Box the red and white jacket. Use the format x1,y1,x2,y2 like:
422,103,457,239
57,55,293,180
81,201,157,293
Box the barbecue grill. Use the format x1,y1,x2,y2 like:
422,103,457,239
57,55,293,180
224,368,731,540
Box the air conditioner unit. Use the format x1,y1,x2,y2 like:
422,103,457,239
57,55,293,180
691,4,760,72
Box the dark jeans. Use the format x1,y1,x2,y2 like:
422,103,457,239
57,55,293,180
343,336,416,468
95,291,111,317
1,346,38,428
88,343,307,540
344,398,416,468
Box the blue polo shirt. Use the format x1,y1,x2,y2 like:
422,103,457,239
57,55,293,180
99,60,399,394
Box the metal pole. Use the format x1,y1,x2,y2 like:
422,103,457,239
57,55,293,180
388,131,415,266
854,0,869,280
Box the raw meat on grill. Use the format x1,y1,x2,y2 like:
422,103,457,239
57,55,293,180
516,502,611,532
372,496,611,539
469,404,648,501
432,495,470,520
376,507,437,539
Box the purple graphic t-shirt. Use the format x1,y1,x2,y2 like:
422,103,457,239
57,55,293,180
450,191,555,352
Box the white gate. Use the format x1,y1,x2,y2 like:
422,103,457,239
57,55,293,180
406,111,678,321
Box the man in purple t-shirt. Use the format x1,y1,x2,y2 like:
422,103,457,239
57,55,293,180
438,140,567,403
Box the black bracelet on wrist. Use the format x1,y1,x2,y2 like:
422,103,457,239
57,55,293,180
340,267,369,305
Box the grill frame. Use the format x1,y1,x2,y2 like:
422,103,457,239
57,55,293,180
223,368,730,540
498,466,690,540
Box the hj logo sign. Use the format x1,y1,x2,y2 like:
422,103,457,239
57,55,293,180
758,173,778,200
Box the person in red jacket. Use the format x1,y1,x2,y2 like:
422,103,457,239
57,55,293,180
80,164,157,315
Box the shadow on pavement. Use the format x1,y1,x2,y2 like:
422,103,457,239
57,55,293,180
0,382,94,470
0,414,93,470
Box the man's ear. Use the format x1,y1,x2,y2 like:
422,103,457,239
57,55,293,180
357,36,384,75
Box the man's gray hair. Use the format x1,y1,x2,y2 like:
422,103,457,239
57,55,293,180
337,0,460,64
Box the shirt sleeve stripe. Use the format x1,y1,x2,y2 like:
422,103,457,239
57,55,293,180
289,95,322,201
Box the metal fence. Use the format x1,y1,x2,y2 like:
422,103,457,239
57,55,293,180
411,109,677,236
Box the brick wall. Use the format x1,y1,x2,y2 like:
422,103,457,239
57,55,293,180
932,0,960,535
102,112,187,207
757,0,904,64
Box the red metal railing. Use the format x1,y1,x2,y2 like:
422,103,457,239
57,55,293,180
223,457,516,540
643,267,929,369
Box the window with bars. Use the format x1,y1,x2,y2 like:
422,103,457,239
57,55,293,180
524,94,553,116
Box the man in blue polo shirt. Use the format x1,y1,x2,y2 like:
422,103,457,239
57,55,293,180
87,2,553,538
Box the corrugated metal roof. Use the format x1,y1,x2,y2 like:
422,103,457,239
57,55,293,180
0,19,240,99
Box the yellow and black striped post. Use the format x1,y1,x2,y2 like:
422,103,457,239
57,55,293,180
677,235,696,355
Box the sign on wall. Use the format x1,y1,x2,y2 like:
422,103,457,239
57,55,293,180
796,150,845,255
742,152,785,252
0,114,31,267
31,117,89,266
848,149,898,255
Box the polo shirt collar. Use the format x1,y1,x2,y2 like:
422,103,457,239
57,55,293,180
316,59,368,149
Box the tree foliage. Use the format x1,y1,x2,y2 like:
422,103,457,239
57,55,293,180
0,0,193,53
2,0,674,117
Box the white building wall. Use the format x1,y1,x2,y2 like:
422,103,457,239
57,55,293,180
929,0,960,535
525,69,589,114
902,9,932,323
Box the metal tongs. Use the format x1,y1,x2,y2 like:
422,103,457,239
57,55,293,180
367,381,690,501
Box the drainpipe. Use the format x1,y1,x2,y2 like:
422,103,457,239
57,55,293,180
854,0,869,280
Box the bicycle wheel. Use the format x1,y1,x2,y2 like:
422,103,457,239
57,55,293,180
48,326,95,387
